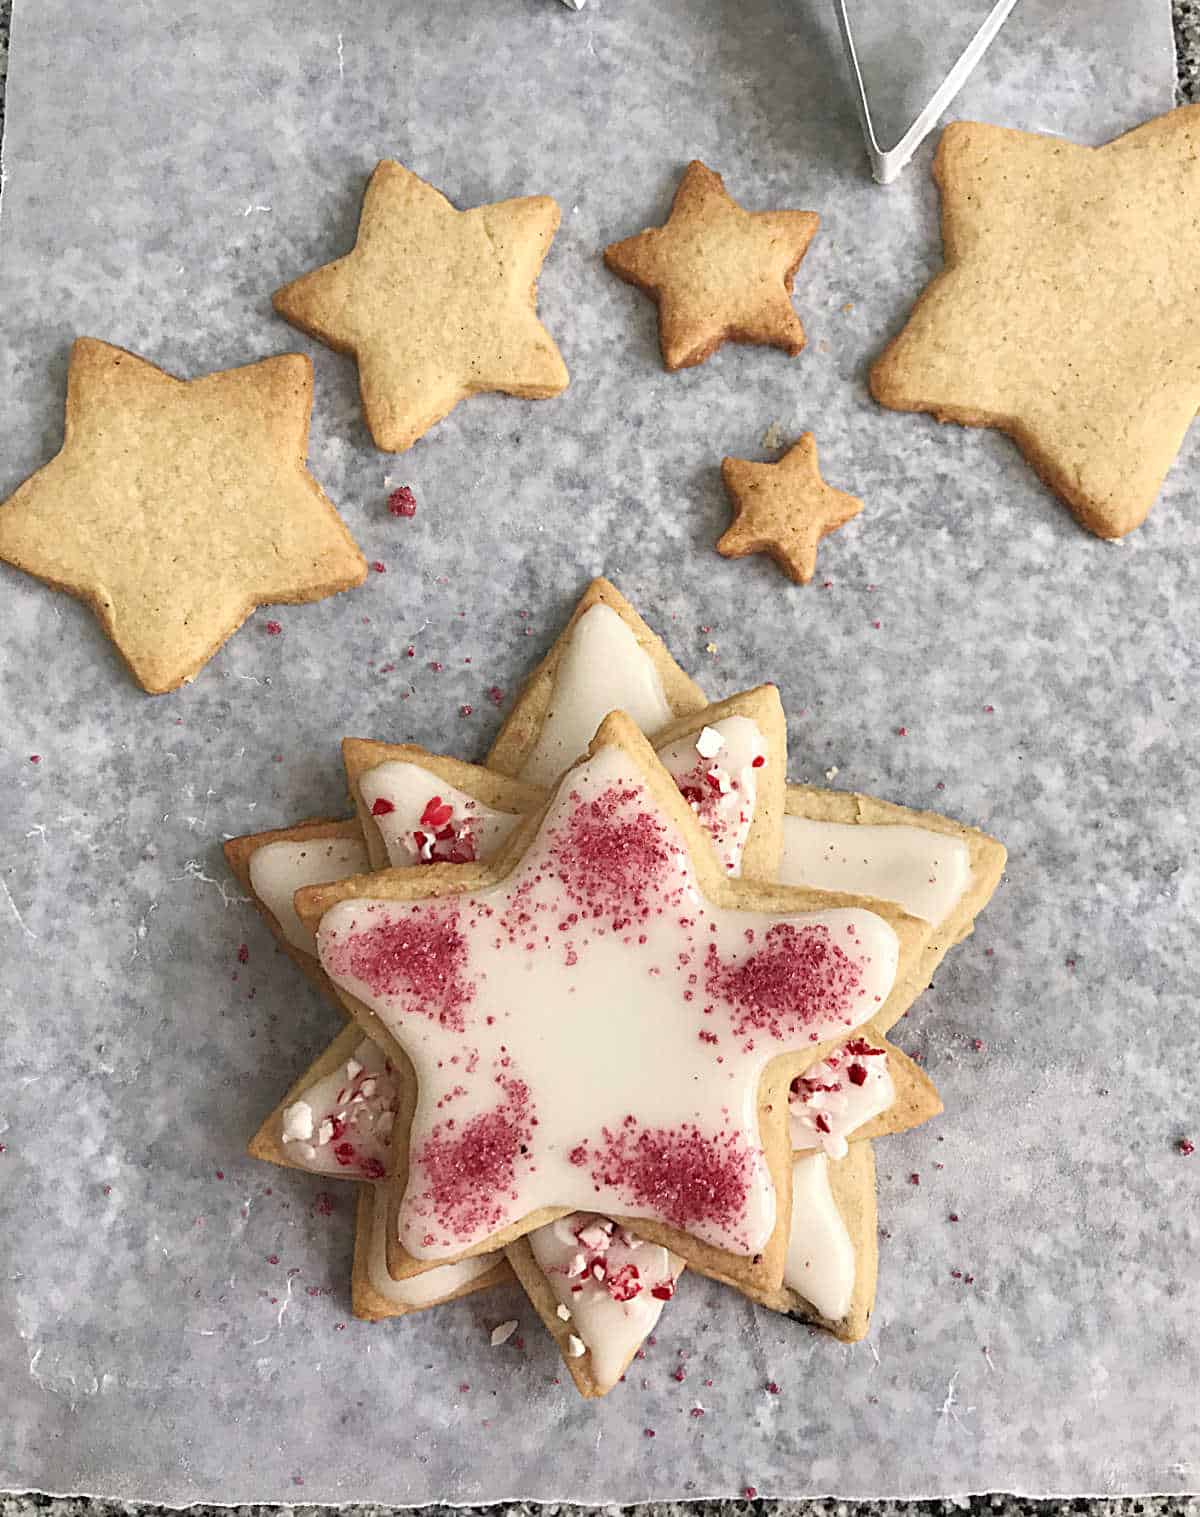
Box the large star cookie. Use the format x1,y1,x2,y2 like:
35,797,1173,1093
871,108,1200,539
604,161,820,371
0,340,366,693
273,160,569,452
717,433,863,584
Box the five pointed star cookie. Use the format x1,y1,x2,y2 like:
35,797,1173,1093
273,160,569,453
717,433,863,584
0,339,367,694
870,108,1200,539
604,160,820,371
298,713,927,1284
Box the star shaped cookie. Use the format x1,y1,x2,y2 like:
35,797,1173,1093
0,340,367,693
273,160,569,452
717,433,863,583
871,109,1200,539
604,160,820,371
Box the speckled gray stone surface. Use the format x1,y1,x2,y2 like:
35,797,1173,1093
1,0,1198,1509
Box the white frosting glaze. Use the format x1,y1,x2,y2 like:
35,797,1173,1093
317,743,900,1261
279,1037,397,1179
519,604,675,786
366,1187,498,1307
783,1154,856,1322
789,1039,894,1157
528,1213,680,1388
359,761,521,868
655,716,764,877
780,816,971,925
249,835,370,952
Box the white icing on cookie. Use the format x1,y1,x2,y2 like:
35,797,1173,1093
249,836,370,952
359,762,521,868
519,604,674,786
780,817,970,925
366,1187,498,1307
784,1153,855,1322
655,716,765,877
317,743,900,1261
528,1213,680,1389
279,1037,397,1179
789,1039,894,1157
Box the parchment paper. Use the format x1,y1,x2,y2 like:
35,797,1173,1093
0,0,1193,1503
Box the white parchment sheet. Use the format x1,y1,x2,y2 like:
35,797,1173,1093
0,0,1194,1503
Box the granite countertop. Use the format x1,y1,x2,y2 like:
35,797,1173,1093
0,4,1197,1517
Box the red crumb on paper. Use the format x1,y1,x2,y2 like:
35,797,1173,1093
29,754,41,764
372,561,387,574
388,486,417,517
909,1172,920,1185
236,943,249,964
1180,1137,1196,1156
487,686,505,706
460,705,473,718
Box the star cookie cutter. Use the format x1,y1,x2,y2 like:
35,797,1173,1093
833,0,1020,183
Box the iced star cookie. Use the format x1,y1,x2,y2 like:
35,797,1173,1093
295,714,929,1296
0,340,367,693
273,160,568,453
223,817,368,1000
604,161,820,371
870,109,1200,538
487,577,709,785
352,1186,511,1321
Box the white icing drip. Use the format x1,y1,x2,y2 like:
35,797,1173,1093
656,715,764,877
784,1154,856,1322
249,836,369,952
519,604,674,786
366,1187,498,1307
359,762,521,868
318,744,900,1261
280,1038,397,1179
789,1041,894,1157
528,1213,679,1388
780,816,971,925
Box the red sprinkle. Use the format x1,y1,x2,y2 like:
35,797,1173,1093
264,621,283,636
487,686,505,706
949,1213,959,1223
372,797,396,817
267,1254,279,1265
909,1172,920,1185
705,922,864,1040
236,943,249,964
215,1171,224,1181
460,704,474,717
897,726,908,737
847,1062,868,1086
751,755,765,768
672,1367,687,1383
984,704,995,714
766,1381,780,1394
387,485,417,517
744,1488,758,1500
1179,1138,1195,1156
643,1428,656,1439
371,561,387,574
29,755,41,764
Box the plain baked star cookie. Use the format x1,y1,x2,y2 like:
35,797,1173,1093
273,159,569,452
870,108,1200,539
0,340,367,693
604,160,820,371
717,433,863,584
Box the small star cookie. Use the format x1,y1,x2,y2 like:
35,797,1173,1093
871,109,1200,539
273,160,569,453
0,339,367,694
604,160,820,371
717,433,863,584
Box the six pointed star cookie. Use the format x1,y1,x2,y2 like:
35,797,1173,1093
717,433,863,584
273,160,569,452
604,160,820,371
870,108,1200,539
0,339,367,694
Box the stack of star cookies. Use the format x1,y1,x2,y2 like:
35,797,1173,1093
225,578,1004,1397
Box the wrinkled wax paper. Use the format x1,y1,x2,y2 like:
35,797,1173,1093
0,0,1193,1503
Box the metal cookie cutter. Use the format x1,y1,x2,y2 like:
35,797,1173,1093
833,0,1020,183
